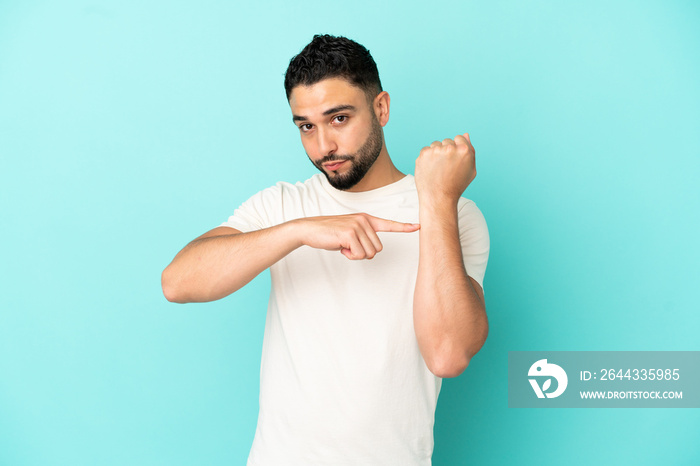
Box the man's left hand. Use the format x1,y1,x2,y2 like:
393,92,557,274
415,133,476,205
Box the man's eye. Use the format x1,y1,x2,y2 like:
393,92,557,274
300,124,313,132
334,115,347,123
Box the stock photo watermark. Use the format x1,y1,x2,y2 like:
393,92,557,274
508,351,700,408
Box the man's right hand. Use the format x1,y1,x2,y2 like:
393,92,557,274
293,213,420,260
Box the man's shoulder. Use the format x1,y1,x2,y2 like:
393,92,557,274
255,174,325,197
243,174,326,209
226,175,326,227
457,196,483,214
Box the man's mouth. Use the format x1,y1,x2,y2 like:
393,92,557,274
323,160,348,171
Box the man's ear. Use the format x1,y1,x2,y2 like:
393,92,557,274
373,91,390,127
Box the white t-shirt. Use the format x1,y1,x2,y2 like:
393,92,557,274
220,173,489,466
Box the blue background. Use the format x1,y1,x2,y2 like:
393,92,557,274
1,1,698,464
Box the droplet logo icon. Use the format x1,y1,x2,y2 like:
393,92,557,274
528,359,568,398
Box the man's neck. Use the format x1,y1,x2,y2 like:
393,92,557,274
345,152,405,192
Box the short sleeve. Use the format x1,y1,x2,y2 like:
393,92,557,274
219,184,282,233
457,199,490,291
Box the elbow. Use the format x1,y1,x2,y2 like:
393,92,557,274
429,324,489,379
429,356,470,379
425,344,471,378
161,266,186,303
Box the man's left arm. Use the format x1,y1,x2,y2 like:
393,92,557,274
413,133,488,378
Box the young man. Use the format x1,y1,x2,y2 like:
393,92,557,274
162,34,489,466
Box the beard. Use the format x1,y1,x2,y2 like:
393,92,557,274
309,116,383,191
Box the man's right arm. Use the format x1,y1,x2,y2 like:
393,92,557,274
161,222,302,303
161,214,420,304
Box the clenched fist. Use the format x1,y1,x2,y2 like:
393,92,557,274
415,133,476,205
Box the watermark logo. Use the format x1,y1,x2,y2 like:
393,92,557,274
510,352,700,408
528,359,568,398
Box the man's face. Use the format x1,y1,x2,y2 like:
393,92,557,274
289,78,383,191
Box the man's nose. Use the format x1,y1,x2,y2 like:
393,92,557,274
317,128,337,157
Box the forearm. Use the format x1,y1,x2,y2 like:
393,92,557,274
413,198,488,378
162,221,302,303
163,212,420,303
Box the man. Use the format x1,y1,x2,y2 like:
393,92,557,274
162,34,489,465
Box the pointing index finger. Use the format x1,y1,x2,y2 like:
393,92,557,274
367,215,420,233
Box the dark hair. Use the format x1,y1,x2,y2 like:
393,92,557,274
284,34,383,101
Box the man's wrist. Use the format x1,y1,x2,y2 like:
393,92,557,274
279,218,308,249
418,193,460,217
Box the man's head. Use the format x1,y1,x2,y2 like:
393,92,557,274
286,35,390,191
284,34,382,104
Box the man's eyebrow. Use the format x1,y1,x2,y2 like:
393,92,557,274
292,105,357,123
322,104,356,115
